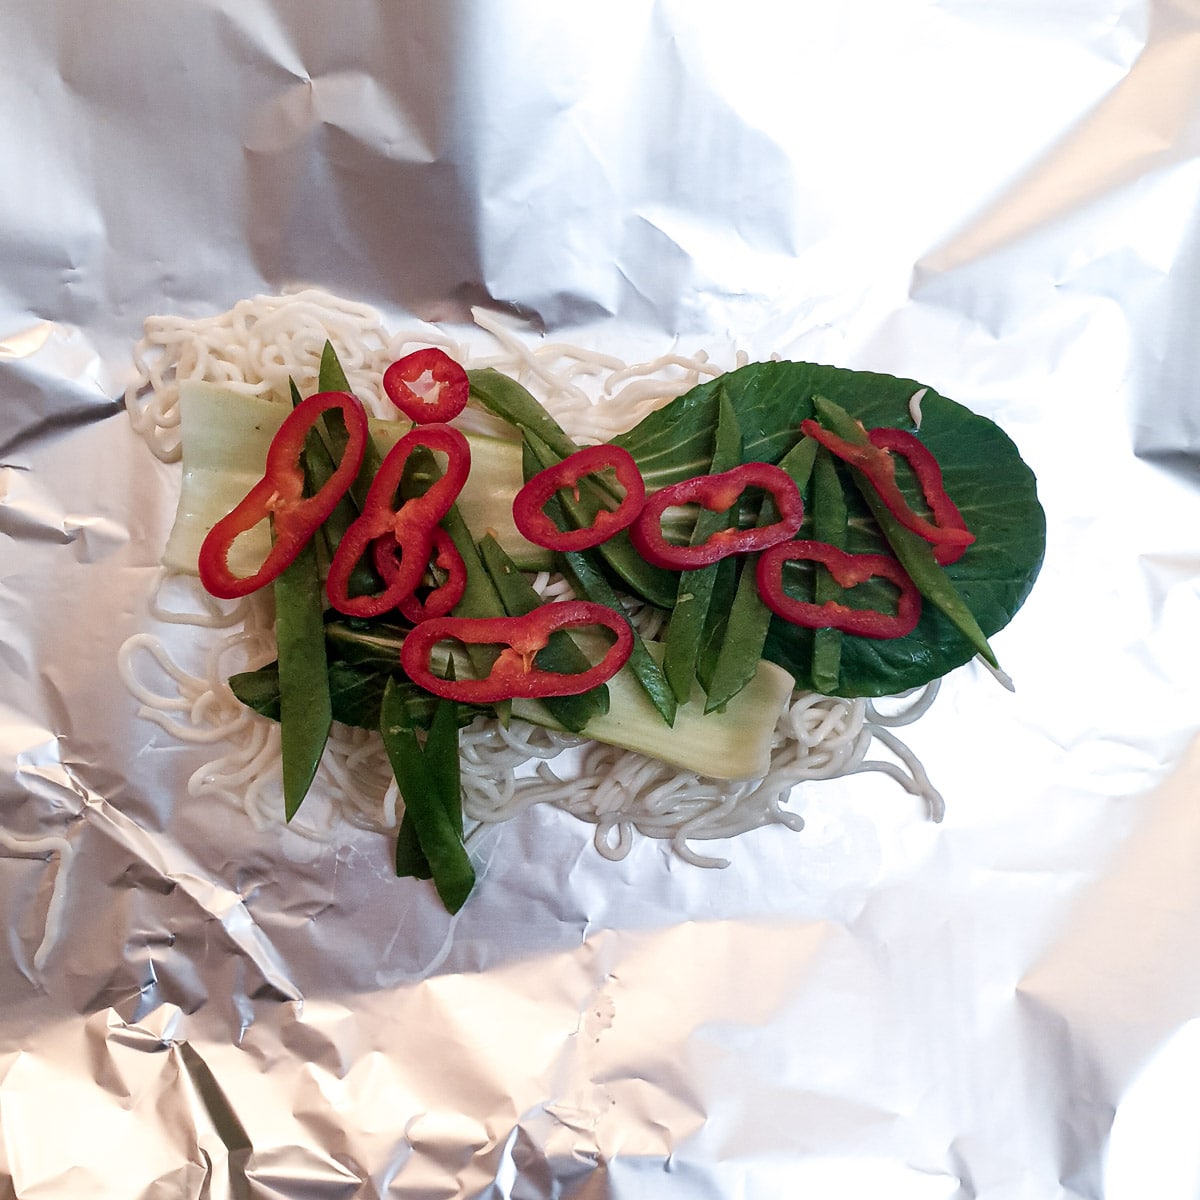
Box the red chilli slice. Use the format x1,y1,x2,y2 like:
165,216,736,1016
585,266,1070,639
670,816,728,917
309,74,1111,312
399,601,633,704
799,418,974,563
198,390,368,600
383,348,470,425
513,444,646,552
389,526,468,623
325,423,471,618
630,462,804,570
756,539,922,638
866,427,975,565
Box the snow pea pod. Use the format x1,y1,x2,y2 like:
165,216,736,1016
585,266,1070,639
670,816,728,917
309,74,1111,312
662,385,742,704
468,367,586,466
810,447,848,695
266,381,347,819
695,555,740,698
430,462,516,725
274,530,333,820
810,395,998,667
471,370,678,608
559,546,677,727
288,378,383,598
704,435,818,712
426,686,465,842
318,340,385,512
521,436,677,726
380,677,474,912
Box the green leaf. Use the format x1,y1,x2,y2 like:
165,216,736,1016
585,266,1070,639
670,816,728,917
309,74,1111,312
614,361,1045,697
228,664,284,720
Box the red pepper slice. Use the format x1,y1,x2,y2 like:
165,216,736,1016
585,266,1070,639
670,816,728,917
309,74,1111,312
399,601,634,704
326,423,471,617
799,419,974,561
198,390,368,600
865,427,974,564
388,526,468,623
629,462,804,570
512,444,647,552
383,348,470,425
756,539,922,638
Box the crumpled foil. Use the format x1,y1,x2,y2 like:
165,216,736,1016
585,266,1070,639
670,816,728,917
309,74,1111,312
3,3,1200,1196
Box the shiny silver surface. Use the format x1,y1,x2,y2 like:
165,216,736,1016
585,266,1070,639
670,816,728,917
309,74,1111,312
2,3,1199,1196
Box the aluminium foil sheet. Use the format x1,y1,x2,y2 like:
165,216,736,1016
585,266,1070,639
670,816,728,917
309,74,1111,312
2,2,1200,1197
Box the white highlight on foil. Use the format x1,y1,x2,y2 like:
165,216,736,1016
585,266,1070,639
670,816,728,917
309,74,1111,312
120,288,945,865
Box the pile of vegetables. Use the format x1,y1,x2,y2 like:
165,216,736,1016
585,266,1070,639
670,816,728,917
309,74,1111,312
177,344,1045,912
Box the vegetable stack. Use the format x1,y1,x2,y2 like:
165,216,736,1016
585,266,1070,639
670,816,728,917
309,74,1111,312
192,344,1045,912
